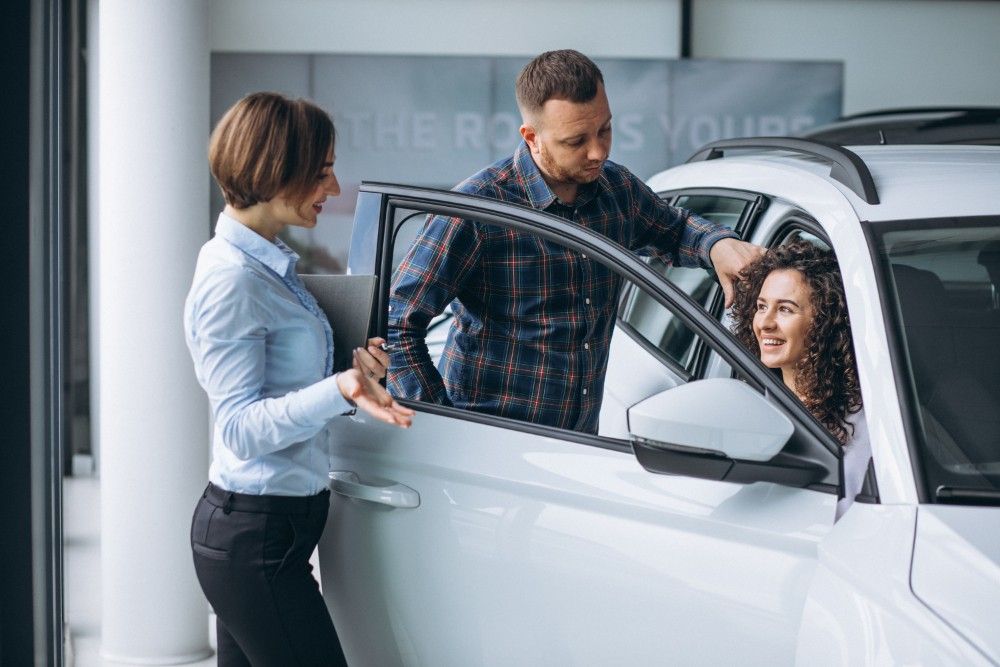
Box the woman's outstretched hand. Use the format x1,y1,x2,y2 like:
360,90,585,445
337,355,414,428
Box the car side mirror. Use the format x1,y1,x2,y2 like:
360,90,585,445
628,379,827,488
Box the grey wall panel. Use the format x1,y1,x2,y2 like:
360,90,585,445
210,54,842,271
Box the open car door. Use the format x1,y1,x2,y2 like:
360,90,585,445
318,183,842,666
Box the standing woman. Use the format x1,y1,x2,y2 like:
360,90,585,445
729,240,869,520
184,92,413,665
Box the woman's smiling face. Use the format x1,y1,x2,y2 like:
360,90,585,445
272,148,340,231
752,268,814,377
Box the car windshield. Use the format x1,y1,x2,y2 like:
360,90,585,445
876,217,1000,503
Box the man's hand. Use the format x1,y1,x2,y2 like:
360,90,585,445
353,336,390,381
709,238,766,307
337,362,415,428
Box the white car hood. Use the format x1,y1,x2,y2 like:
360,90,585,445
911,505,1000,661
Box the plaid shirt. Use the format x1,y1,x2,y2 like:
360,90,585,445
387,141,736,434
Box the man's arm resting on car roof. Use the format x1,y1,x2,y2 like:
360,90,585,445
628,175,740,268
628,176,758,305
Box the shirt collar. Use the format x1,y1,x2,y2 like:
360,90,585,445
513,140,610,210
214,212,298,277
514,141,558,210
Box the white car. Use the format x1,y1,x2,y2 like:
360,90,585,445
319,139,1000,666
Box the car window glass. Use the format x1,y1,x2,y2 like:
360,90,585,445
774,227,831,251
390,209,454,361
390,208,425,273
618,194,747,369
877,219,1000,499
384,204,725,441
675,194,747,228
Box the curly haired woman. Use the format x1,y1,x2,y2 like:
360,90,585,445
730,240,869,519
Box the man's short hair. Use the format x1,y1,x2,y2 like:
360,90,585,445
515,49,605,117
208,92,334,209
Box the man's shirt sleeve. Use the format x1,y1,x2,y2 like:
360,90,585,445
387,214,483,403
628,175,738,268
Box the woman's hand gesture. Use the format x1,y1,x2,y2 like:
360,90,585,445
337,352,414,428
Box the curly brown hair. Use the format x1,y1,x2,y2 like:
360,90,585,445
730,240,862,444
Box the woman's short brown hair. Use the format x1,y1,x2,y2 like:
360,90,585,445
515,49,604,117
208,92,335,209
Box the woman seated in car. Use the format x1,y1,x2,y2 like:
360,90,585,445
730,240,869,520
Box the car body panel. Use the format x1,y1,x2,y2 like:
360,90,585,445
848,146,1000,221
795,504,991,666
597,324,685,440
652,146,1000,222
321,411,835,667
910,506,1000,661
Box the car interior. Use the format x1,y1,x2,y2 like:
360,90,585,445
888,236,1000,490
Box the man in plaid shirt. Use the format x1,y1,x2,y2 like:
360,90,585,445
387,50,761,434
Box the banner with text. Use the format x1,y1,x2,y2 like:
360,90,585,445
211,54,842,270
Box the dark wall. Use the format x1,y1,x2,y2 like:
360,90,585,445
0,0,38,662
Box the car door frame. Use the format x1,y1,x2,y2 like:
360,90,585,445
350,181,842,492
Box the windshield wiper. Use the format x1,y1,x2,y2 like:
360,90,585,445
935,486,1000,506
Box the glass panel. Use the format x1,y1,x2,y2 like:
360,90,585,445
619,256,719,367
385,204,704,438
391,208,427,273
775,228,831,251
673,194,747,228
878,218,1000,498
618,195,747,368
390,209,453,364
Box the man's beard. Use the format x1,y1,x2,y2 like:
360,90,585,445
537,145,602,186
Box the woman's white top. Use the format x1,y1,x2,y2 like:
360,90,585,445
184,213,353,496
836,408,871,520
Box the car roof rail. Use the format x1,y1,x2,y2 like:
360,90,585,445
687,137,879,205
840,106,1000,121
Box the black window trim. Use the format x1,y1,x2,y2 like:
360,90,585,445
364,182,841,487
690,190,769,377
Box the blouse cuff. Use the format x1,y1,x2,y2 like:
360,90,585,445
291,373,356,423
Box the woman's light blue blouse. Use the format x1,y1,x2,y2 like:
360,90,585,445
184,213,353,496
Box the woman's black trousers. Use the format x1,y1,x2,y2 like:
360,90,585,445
190,482,348,667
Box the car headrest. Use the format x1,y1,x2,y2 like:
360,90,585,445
977,240,1000,287
891,263,947,326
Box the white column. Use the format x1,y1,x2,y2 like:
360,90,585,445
96,0,212,662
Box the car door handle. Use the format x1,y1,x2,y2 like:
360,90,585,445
329,471,420,509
